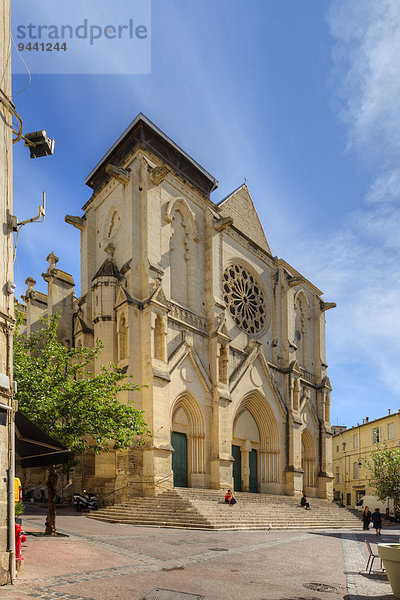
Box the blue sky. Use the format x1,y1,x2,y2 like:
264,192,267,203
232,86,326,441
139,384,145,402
10,0,400,428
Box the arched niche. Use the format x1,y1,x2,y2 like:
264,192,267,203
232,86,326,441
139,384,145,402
154,313,166,361
294,291,312,369
171,393,205,480
167,198,198,310
301,428,317,490
117,313,128,361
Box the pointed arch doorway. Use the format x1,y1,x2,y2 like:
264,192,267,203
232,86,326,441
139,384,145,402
171,393,205,489
232,391,280,493
232,415,259,493
301,429,316,492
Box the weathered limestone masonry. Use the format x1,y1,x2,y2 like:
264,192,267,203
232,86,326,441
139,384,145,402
0,0,15,584
24,114,335,502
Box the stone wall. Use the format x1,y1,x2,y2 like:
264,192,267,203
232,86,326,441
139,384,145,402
0,0,15,584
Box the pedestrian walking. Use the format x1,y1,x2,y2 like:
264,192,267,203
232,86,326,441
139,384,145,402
362,506,371,530
371,508,383,536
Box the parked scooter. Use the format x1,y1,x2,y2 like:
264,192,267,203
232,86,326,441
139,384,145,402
72,490,98,511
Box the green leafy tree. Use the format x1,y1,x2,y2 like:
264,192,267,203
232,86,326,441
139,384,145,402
366,445,400,510
14,313,150,534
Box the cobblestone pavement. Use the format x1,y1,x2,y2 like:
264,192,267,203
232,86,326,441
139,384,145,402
1,511,398,600
341,533,394,600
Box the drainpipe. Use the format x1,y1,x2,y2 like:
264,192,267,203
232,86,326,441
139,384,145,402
5,319,15,583
7,466,14,584
5,399,15,583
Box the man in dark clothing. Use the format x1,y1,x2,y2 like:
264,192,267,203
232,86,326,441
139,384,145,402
301,494,311,510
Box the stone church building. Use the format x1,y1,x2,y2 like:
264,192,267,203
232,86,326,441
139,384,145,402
21,114,335,501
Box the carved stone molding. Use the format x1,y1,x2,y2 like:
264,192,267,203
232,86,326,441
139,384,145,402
105,163,130,185
150,164,170,185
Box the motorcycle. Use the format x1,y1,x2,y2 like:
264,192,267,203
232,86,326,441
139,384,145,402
72,490,98,511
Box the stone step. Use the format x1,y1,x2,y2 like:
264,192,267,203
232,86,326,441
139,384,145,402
88,515,359,530
89,488,362,530
94,506,356,518
94,506,359,518
93,508,359,519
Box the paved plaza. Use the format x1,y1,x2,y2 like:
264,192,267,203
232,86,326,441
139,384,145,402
1,508,398,600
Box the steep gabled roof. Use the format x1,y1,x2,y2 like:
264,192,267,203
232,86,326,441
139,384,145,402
85,113,218,200
92,258,120,281
218,183,271,254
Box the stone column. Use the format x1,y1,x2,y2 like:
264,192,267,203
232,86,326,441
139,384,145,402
241,440,252,492
317,385,333,499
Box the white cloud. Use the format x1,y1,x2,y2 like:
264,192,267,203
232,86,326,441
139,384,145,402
291,1,400,407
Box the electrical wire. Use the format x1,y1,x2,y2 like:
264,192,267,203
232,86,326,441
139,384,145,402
14,255,25,294
11,31,31,100
0,88,23,142
0,90,36,146
12,229,20,264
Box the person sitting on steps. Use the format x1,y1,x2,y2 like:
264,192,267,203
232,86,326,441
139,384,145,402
301,494,311,510
224,490,237,505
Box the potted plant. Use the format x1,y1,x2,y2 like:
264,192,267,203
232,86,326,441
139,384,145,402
15,501,24,526
378,543,400,599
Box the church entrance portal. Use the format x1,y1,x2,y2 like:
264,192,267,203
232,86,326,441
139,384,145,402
249,449,258,493
232,444,242,491
171,431,188,487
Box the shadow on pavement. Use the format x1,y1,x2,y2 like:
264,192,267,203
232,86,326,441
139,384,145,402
342,596,395,600
345,570,388,582
308,530,400,542
277,597,394,600
276,597,320,600
23,505,83,517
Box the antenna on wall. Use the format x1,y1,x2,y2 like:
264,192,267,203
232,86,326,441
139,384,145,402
10,192,46,262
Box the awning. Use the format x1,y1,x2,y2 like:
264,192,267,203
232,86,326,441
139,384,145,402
15,412,70,468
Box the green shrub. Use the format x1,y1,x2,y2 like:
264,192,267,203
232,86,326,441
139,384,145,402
15,501,24,518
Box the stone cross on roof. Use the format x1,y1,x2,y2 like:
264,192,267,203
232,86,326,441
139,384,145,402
25,277,36,293
46,252,59,276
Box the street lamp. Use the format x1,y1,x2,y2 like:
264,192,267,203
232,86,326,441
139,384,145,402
24,130,55,158
342,442,347,507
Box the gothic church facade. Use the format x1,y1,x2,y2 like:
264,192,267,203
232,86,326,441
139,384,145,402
22,114,335,500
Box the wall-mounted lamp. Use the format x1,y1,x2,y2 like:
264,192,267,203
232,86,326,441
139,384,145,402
24,131,55,158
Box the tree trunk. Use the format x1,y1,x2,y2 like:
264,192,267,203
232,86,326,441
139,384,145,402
45,466,58,535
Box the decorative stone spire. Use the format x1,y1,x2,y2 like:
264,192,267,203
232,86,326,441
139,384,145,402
91,244,120,282
25,277,36,298
46,252,59,276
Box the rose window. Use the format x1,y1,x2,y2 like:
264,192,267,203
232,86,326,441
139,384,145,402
223,265,267,335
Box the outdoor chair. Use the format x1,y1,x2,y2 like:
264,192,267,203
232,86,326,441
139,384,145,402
365,540,383,574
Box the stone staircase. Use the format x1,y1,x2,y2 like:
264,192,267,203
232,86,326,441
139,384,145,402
88,488,362,530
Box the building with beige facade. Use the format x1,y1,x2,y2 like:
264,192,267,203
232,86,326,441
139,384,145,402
21,114,336,501
332,410,400,507
0,0,16,584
